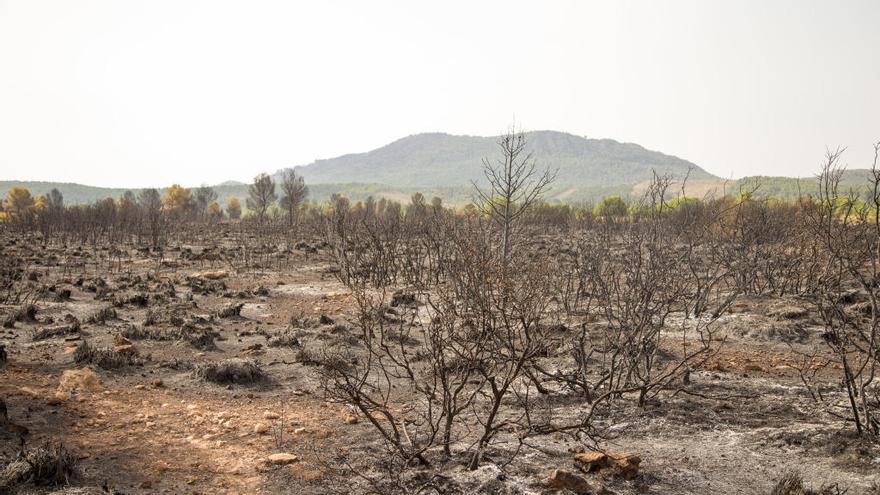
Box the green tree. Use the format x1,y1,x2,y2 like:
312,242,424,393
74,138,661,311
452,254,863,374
594,195,628,218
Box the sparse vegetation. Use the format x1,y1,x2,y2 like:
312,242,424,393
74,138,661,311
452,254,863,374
2,141,880,493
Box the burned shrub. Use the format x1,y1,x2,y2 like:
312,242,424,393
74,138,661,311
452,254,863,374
217,302,244,318
267,330,301,348
194,358,266,385
124,321,218,350
0,442,77,491
179,325,219,351
73,340,141,370
143,309,159,326
85,307,117,325
121,325,172,341
53,288,72,302
129,293,149,307
7,303,37,326
186,276,227,295
295,347,322,366
390,290,417,308
31,318,81,341
169,311,187,327
112,292,148,308
769,471,847,495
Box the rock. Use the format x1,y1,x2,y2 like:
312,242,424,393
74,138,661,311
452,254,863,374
113,343,138,355
574,451,640,480
254,423,269,434
608,453,640,480
574,452,610,472
58,368,102,393
48,391,69,405
267,453,298,465
548,469,596,494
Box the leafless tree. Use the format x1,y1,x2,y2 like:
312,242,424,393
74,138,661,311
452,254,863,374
473,127,556,259
193,185,218,216
800,144,880,436
280,168,308,227
137,188,163,248
247,173,277,222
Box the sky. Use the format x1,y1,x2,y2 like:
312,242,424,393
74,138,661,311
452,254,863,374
0,0,878,188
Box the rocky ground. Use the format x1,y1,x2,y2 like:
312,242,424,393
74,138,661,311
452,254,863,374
1,238,879,494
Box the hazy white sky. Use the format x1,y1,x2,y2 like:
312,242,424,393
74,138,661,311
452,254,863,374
1,0,878,188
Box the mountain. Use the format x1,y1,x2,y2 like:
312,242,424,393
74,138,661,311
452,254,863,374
0,181,133,206
4,131,873,207
283,131,716,199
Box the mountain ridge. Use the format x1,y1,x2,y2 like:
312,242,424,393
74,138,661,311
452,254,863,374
281,130,716,191
2,131,874,206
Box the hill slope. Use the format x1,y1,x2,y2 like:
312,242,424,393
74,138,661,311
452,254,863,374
286,131,716,192
7,131,873,207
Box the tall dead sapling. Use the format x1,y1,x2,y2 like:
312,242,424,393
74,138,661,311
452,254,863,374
473,127,555,260
246,173,277,222
280,168,308,228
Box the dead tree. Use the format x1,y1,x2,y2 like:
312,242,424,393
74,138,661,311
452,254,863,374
802,144,880,436
473,127,555,260
246,173,277,222
280,169,309,228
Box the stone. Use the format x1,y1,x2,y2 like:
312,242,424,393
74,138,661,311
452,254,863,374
574,451,610,472
607,452,640,480
548,469,595,494
574,451,641,480
113,343,138,355
254,423,269,434
267,453,298,465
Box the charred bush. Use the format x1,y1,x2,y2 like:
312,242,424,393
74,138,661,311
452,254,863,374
194,358,266,385
0,442,77,491
85,307,117,325
73,340,141,369
30,320,81,341
217,302,244,318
